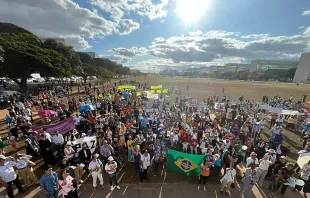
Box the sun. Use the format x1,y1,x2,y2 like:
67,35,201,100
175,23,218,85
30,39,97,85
175,0,212,24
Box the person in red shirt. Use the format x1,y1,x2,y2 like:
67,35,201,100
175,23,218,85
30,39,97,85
190,131,198,154
89,113,96,133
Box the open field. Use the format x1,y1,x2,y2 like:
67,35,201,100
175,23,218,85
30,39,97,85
135,76,310,102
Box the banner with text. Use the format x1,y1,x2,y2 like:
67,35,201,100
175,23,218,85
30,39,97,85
32,117,75,135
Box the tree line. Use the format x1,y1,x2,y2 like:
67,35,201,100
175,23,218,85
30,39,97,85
180,67,297,82
0,23,131,92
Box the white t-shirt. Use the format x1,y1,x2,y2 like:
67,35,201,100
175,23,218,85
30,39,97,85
0,161,17,182
140,154,151,169
89,159,102,172
53,134,64,145
246,157,259,167
105,162,117,175
258,160,272,170
221,168,236,182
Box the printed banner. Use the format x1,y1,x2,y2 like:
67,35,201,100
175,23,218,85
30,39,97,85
215,103,225,110
168,149,205,176
32,117,75,135
118,85,136,90
147,93,159,99
137,92,142,96
72,136,97,154
162,89,168,93
147,90,155,94
157,89,162,94
151,85,163,89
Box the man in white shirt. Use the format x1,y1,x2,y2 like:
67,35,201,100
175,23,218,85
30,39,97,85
246,152,259,167
140,150,151,183
15,154,39,187
220,164,236,196
53,131,64,159
88,153,104,188
0,155,24,198
256,155,272,185
105,156,120,191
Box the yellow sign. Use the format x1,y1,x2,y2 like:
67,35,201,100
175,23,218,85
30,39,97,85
148,90,155,94
174,158,198,173
151,85,163,89
137,92,142,96
163,89,168,93
157,89,162,94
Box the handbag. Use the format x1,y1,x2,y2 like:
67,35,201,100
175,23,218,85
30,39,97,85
230,170,235,188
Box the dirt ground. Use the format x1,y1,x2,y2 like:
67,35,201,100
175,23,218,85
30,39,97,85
135,75,310,102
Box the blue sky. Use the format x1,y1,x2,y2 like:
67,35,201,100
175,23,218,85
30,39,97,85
1,0,310,72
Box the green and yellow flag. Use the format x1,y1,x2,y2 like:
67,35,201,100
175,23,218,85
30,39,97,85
167,149,205,176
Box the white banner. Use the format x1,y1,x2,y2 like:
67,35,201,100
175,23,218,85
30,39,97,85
147,93,159,99
215,103,225,111
72,136,97,154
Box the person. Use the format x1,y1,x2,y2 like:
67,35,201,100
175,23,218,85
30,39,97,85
64,142,75,160
105,156,120,191
239,163,259,198
152,146,161,176
246,152,259,167
127,136,134,162
15,153,39,188
88,153,104,189
70,152,84,184
140,149,150,183
278,163,295,195
0,155,24,198
220,162,236,196
197,157,213,191
79,143,92,174
53,131,64,159
100,140,113,164
58,169,79,198
256,155,272,185
300,160,310,197
40,165,59,198
38,134,56,165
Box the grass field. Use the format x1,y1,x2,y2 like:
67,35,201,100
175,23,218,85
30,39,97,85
135,75,310,102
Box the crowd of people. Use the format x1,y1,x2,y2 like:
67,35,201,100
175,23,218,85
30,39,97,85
0,80,309,198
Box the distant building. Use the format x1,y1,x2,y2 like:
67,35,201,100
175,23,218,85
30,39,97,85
39,37,65,44
249,59,298,72
293,52,310,83
224,63,250,72
209,66,225,73
81,52,100,58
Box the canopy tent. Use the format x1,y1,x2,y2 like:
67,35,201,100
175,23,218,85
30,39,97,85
79,104,96,112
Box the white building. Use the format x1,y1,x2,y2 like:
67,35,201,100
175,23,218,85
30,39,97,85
224,63,250,72
39,37,66,44
293,52,310,83
81,52,100,58
249,59,298,72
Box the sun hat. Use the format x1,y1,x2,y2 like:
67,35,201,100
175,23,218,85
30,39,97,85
92,153,99,158
267,149,276,154
108,156,114,161
279,156,286,159
250,152,257,156
66,141,72,146
0,155,6,160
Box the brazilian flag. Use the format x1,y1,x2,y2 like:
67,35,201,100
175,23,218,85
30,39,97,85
167,149,205,176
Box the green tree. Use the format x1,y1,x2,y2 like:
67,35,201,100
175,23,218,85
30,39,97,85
97,67,114,83
115,66,131,76
0,30,71,91
42,39,82,76
77,52,97,83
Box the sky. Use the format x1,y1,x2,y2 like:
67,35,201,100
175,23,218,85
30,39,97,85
0,0,310,72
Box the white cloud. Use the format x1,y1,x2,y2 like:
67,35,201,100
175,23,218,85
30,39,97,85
109,47,148,57
101,54,131,63
91,0,169,21
302,10,310,16
241,34,270,39
299,26,305,29
65,36,92,50
0,0,116,50
117,19,140,35
111,30,310,67
189,30,203,36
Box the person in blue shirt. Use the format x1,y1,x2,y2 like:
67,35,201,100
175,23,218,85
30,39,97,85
40,165,59,198
213,150,223,179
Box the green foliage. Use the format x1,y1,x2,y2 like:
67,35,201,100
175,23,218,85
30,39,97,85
97,67,114,82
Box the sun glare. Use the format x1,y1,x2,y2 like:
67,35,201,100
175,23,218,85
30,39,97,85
175,0,212,24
